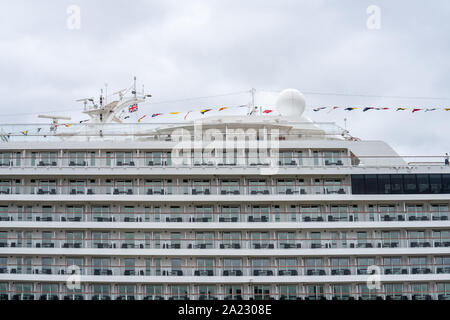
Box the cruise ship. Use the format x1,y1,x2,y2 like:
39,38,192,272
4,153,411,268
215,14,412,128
0,83,449,301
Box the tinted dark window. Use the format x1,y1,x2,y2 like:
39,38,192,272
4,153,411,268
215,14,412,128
443,174,450,193
416,174,430,193
377,175,391,194
390,175,403,194
365,175,378,194
429,174,442,193
403,175,417,193
351,175,365,194
350,174,449,194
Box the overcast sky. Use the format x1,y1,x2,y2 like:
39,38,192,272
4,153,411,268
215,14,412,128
0,0,449,159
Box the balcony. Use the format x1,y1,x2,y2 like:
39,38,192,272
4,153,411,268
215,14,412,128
411,267,432,274
93,269,113,276
92,295,111,300
278,269,298,276
223,269,243,276
330,268,351,275
306,269,326,276
194,270,214,276
39,294,59,300
384,268,408,275
253,269,274,276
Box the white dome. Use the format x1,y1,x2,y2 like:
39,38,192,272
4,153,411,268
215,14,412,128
276,88,306,117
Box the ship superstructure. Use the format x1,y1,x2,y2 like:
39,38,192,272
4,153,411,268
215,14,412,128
0,85,449,300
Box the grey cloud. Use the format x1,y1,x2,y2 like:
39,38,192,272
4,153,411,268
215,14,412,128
0,0,448,157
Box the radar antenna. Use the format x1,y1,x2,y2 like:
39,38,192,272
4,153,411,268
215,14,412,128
38,114,72,132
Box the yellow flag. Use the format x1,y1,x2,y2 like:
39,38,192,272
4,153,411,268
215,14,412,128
445,108,450,111
169,112,180,115
219,107,228,111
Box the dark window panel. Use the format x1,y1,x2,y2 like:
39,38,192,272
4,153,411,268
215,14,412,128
390,175,403,194
403,174,417,194
429,174,442,194
351,174,449,195
351,175,365,194
443,174,450,193
416,174,430,193
365,175,378,194
377,175,391,194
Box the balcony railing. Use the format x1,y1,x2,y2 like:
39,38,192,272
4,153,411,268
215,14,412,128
1,262,449,277
0,182,352,196
1,236,449,250
2,289,448,300
0,208,448,223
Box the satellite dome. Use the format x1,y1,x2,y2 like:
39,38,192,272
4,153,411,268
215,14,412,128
276,88,306,117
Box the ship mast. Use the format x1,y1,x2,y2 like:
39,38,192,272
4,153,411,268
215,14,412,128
247,88,257,116
80,77,152,124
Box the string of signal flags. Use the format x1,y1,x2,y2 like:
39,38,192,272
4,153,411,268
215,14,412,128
313,106,450,113
4,103,450,137
121,103,450,123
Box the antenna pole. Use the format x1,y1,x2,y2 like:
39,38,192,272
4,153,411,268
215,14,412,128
251,88,256,109
133,76,137,98
100,89,103,107
248,88,257,115
105,83,108,104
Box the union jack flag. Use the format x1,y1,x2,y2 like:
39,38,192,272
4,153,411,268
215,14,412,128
128,104,139,113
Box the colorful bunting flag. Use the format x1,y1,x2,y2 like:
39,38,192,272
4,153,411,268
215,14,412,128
396,108,407,111
344,107,357,111
184,111,192,120
313,107,327,112
169,112,180,115
412,108,422,113
138,115,147,122
151,113,162,118
128,104,139,113
445,108,450,111
200,109,212,114
21,130,28,136
363,107,374,112
263,110,273,114
219,107,228,111
425,108,436,112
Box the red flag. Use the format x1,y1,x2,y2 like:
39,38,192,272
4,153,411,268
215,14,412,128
412,108,422,113
263,110,273,113
184,111,192,120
